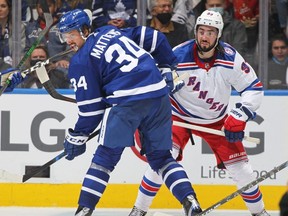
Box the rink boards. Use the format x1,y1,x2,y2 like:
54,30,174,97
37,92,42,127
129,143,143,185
0,89,287,210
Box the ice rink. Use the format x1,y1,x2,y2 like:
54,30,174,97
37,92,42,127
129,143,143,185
0,207,280,216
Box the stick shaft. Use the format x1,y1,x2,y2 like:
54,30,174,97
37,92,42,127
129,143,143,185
173,72,189,83
41,79,76,103
198,160,288,215
22,49,73,76
17,0,52,70
22,129,100,183
22,151,66,183
173,121,260,144
35,53,76,104
0,5,53,95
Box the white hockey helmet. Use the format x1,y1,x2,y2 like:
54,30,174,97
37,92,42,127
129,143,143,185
194,10,224,39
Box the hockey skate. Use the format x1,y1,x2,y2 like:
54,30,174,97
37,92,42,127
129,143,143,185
128,205,147,216
252,209,271,216
182,195,202,216
75,205,93,216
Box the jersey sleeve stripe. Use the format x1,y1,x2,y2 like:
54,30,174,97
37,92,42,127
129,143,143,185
240,79,263,94
106,80,166,99
79,109,105,117
139,26,146,48
150,30,158,53
77,97,103,106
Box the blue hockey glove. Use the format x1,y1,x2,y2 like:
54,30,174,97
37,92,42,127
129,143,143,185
224,103,256,143
159,64,184,93
160,64,174,92
0,68,25,92
63,128,89,160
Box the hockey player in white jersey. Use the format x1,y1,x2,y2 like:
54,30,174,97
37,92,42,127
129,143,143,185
129,10,270,216
58,9,202,216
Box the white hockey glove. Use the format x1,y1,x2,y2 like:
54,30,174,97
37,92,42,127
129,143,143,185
224,103,256,143
63,128,89,160
159,64,184,94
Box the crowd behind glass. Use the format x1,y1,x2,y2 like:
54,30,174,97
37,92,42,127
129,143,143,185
0,0,287,89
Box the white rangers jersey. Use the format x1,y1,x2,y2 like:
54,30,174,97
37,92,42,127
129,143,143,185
170,40,263,124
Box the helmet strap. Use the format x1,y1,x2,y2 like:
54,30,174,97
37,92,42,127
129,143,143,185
80,26,91,41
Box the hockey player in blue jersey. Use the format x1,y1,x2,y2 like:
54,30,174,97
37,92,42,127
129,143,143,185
128,10,270,216
58,9,202,216
0,68,25,92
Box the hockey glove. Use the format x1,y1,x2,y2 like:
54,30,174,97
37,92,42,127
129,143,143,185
172,77,185,94
0,68,25,92
224,103,256,143
159,64,184,94
63,128,89,160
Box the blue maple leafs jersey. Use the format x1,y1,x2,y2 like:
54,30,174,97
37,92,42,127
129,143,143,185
69,25,176,134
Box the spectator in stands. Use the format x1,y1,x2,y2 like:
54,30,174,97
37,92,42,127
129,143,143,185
148,0,189,48
232,0,259,69
91,0,137,29
171,0,199,38
0,58,10,71
204,0,247,56
268,0,285,41
267,35,288,89
22,0,32,22
192,0,232,21
279,180,288,216
25,0,72,75
275,0,288,39
0,0,26,67
55,0,92,15
21,44,70,89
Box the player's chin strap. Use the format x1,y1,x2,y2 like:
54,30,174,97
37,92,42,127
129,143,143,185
80,30,89,41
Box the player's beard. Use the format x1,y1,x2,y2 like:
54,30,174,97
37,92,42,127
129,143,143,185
199,40,217,52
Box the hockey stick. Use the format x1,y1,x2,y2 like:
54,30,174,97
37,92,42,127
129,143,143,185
21,49,73,77
35,59,76,103
37,61,190,105
0,0,53,95
153,160,288,216
173,121,260,144
173,72,189,83
21,73,187,180
197,160,288,215
22,128,100,183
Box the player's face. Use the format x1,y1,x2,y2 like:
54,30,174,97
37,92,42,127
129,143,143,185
61,30,85,51
196,25,218,52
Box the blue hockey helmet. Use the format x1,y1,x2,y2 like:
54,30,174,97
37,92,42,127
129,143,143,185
58,9,92,33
